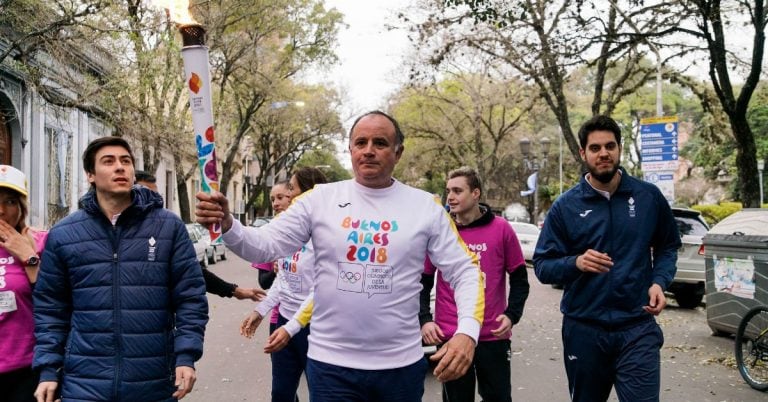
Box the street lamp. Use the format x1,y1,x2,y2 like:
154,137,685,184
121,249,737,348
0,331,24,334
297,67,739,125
520,137,551,225
758,158,765,207
242,138,254,224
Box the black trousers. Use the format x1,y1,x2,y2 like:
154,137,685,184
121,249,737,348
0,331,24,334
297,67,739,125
0,366,38,402
442,339,512,402
562,316,663,402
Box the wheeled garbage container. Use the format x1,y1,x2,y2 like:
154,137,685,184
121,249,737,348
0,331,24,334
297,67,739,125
704,209,768,336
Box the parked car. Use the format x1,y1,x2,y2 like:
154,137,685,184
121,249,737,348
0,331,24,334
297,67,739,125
509,221,540,264
250,216,272,228
186,223,210,269
668,207,710,309
193,223,227,263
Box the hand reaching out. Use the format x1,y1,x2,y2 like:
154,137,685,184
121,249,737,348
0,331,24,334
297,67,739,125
421,322,445,345
240,311,263,338
233,287,266,301
264,327,291,353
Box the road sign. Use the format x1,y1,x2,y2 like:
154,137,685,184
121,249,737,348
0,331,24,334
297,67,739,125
641,153,678,162
641,137,678,147
644,170,675,203
641,161,680,171
641,145,679,154
641,116,679,172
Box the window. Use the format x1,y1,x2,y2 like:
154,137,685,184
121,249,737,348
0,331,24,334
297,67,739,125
674,216,709,236
46,127,72,226
0,112,11,165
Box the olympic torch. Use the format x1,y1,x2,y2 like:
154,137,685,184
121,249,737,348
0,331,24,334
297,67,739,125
154,1,222,243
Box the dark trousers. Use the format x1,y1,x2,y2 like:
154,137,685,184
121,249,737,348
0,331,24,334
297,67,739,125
270,313,310,402
562,316,664,402
0,365,38,402
442,339,512,402
306,357,427,402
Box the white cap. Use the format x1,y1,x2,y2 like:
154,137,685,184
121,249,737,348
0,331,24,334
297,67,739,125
0,165,28,197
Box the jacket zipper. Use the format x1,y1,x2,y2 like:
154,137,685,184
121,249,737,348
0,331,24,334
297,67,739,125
111,224,122,401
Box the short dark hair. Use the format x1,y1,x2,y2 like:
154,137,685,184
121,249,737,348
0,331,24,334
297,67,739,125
577,115,622,149
82,136,135,174
292,167,328,193
135,170,156,183
349,110,405,148
447,166,483,195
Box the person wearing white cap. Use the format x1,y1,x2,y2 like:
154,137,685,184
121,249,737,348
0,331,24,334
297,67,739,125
0,165,48,402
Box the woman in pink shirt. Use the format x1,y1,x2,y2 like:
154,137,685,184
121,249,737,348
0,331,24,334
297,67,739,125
0,166,48,402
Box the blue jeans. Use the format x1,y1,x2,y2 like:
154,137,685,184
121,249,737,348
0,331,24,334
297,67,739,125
562,316,664,402
306,357,428,402
270,313,310,402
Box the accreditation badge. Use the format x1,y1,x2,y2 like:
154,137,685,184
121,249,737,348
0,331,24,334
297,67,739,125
0,290,18,313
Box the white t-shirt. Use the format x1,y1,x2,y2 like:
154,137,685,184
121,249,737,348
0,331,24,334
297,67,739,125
224,179,484,370
254,242,314,326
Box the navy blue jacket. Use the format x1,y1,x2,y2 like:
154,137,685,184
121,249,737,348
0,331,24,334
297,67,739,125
533,169,680,326
33,186,208,402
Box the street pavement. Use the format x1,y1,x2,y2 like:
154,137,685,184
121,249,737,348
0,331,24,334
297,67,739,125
188,254,762,401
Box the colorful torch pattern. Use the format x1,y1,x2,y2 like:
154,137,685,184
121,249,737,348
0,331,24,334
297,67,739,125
180,24,221,243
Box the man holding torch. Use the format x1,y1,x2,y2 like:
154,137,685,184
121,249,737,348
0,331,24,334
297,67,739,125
196,111,484,401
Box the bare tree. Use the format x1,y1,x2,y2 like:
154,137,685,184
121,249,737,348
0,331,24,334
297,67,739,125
406,0,689,166
671,0,766,206
392,69,538,204
200,0,343,195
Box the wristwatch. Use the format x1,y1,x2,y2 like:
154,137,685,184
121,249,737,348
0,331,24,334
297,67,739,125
24,254,40,266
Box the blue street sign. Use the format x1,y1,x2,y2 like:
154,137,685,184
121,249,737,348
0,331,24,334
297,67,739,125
640,137,678,147
641,153,678,162
640,116,679,164
640,145,679,155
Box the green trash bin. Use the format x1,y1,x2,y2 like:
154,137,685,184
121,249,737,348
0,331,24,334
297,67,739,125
704,209,768,336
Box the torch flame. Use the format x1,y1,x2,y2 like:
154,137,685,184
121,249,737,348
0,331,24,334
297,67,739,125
150,0,197,25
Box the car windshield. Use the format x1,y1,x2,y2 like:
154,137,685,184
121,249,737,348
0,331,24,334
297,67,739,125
675,216,708,236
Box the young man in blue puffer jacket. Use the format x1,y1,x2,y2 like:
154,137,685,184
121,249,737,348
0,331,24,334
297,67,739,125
32,136,208,402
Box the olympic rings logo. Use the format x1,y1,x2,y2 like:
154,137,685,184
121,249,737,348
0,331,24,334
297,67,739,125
339,270,362,283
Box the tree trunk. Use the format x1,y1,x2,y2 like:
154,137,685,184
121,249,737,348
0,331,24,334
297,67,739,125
176,172,192,223
730,115,760,207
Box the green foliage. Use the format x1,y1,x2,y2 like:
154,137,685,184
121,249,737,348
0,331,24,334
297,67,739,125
294,149,351,182
748,82,768,162
691,202,742,226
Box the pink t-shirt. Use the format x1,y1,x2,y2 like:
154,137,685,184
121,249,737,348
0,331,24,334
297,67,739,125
425,216,524,342
252,261,280,324
0,229,48,373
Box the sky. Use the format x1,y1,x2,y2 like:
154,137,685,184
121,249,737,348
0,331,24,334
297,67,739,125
306,0,413,120
302,0,415,166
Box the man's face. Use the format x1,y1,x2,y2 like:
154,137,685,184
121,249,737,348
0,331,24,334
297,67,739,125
445,176,479,216
579,130,621,183
349,115,403,189
270,183,292,214
87,145,135,196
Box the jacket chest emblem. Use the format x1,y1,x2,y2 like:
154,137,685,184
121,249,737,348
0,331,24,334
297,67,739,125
628,197,636,218
148,236,157,261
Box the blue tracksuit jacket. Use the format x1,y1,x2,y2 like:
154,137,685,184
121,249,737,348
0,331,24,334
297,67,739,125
534,169,680,326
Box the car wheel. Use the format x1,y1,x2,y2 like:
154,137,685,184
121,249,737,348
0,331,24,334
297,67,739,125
207,249,216,265
710,327,730,337
200,255,208,269
673,290,703,309
220,247,227,261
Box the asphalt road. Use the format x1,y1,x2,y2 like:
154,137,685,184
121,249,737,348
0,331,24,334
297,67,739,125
187,254,763,401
